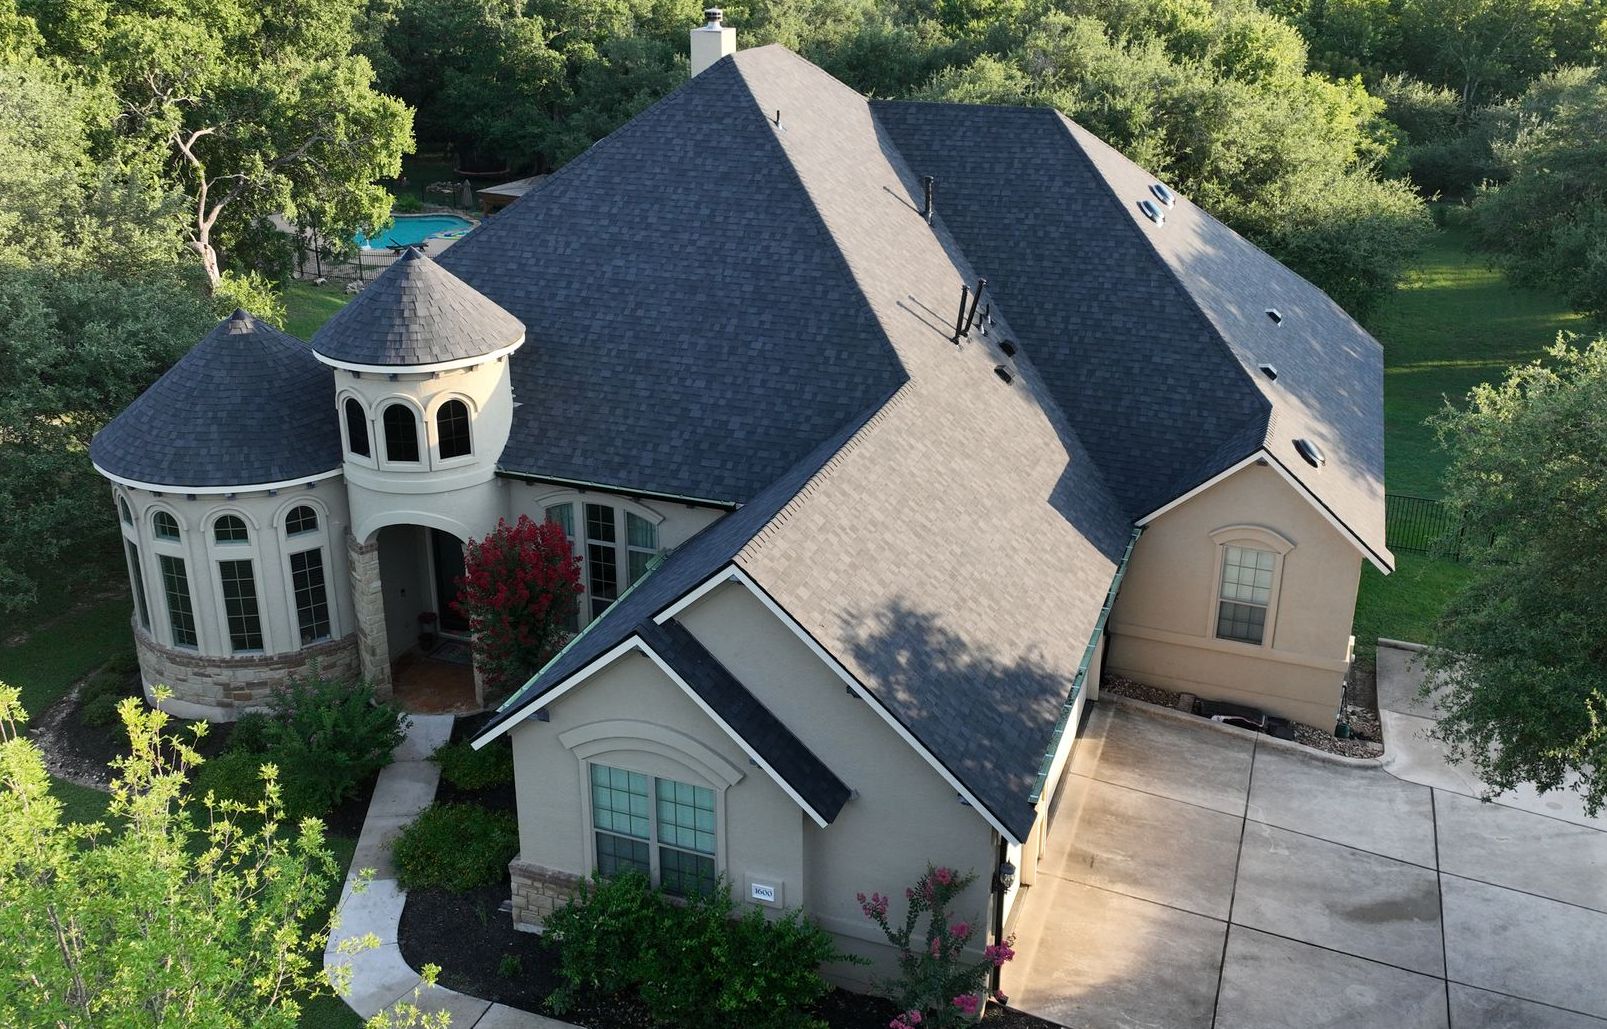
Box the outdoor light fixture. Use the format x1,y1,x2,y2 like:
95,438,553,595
995,862,1017,892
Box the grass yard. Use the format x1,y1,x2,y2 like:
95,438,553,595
1369,222,1584,498
3,594,133,716
285,280,353,340
1351,221,1583,652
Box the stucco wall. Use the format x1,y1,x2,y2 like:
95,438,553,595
675,582,997,987
506,579,997,989
1105,462,1361,727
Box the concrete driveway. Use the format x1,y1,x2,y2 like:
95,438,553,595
1003,650,1607,1029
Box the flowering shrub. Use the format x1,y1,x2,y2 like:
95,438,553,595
453,515,582,696
858,865,1016,1027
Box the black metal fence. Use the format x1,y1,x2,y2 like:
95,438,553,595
1385,493,1465,560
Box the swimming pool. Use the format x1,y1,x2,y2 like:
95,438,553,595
354,214,475,251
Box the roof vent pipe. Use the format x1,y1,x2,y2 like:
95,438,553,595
690,7,736,76
921,175,935,222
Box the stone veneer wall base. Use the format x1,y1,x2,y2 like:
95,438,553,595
134,620,359,722
509,857,584,932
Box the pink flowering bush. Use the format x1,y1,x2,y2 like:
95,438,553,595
858,865,1017,1027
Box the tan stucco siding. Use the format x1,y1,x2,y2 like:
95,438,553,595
1106,462,1361,727
509,649,805,895
675,582,996,987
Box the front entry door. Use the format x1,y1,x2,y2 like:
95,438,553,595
430,528,469,635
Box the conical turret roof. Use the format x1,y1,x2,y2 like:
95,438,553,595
91,310,340,488
311,247,524,367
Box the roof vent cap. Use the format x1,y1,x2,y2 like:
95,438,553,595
994,365,1013,384
1138,199,1165,225
1149,183,1176,208
1259,363,1278,381
1294,438,1325,468
1000,339,1018,357
1266,307,1283,325
703,6,723,23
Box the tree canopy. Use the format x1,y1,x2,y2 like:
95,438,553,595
1428,337,1607,815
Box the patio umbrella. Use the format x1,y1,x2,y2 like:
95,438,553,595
460,179,474,209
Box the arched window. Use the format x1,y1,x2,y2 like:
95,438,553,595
213,515,249,544
345,398,370,458
383,405,420,463
437,399,472,459
582,503,660,620
152,511,180,541
118,496,132,525
285,505,319,536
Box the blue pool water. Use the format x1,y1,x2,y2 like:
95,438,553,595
354,214,475,251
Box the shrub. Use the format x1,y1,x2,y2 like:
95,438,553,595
392,803,518,891
228,711,277,755
392,194,424,213
191,749,269,805
859,865,1016,1027
546,874,846,1029
262,671,406,815
77,691,122,727
431,738,514,791
455,516,582,696
78,663,136,727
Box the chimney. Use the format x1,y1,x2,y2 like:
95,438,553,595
690,7,735,77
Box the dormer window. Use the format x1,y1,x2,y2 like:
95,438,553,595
437,399,472,459
383,404,420,463
345,397,370,458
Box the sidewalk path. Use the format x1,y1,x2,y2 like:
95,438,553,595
324,714,575,1028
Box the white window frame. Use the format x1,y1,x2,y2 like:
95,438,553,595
377,397,425,469
427,393,477,469
115,492,151,632
1207,525,1294,649
205,510,267,655
561,720,739,894
146,503,199,650
339,392,376,467
538,495,664,625
277,499,338,646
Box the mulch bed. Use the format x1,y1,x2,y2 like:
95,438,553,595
1103,674,1384,758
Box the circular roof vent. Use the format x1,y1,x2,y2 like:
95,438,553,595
1150,183,1176,208
1294,438,1326,468
1138,199,1165,225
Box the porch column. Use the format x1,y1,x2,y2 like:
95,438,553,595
347,529,392,698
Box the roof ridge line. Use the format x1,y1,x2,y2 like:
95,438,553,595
1049,112,1275,461
735,380,917,562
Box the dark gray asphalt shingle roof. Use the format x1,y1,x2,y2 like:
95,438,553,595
90,310,341,488
311,247,524,368
872,102,1390,567
437,58,906,505
637,618,852,823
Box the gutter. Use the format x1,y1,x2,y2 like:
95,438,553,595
1026,526,1142,804
495,468,740,511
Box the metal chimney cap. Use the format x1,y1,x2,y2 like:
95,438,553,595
704,7,723,22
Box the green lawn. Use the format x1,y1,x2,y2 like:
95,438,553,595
1350,221,1581,652
285,281,352,340
1369,222,1584,498
49,776,112,825
3,595,134,716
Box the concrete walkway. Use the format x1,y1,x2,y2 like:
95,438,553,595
324,714,574,1028
1004,650,1607,1029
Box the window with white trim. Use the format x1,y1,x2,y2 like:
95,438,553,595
1216,544,1275,644
589,762,717,897
126,540,150,630
582,503,658,620
285,505,319,536
437,399,472,459
153,510,180,541
158,554,198,648
344,397,371,458
382,405,420,463
213,515,249,544
218,558,264,652
290,549,331,643
544,503,580,633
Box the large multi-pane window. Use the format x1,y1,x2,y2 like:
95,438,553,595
437,399,472,459
218,559,264,652
544,503,580,633
158,554,198,648
580,503,659,620
1216,545,1275,645
126,540,150,630
289,549,331,643
590,763,717,897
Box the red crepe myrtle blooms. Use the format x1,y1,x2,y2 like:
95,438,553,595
951,994,980,1017
454,515,582,696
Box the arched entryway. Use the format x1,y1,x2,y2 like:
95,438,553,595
374,523,479,714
